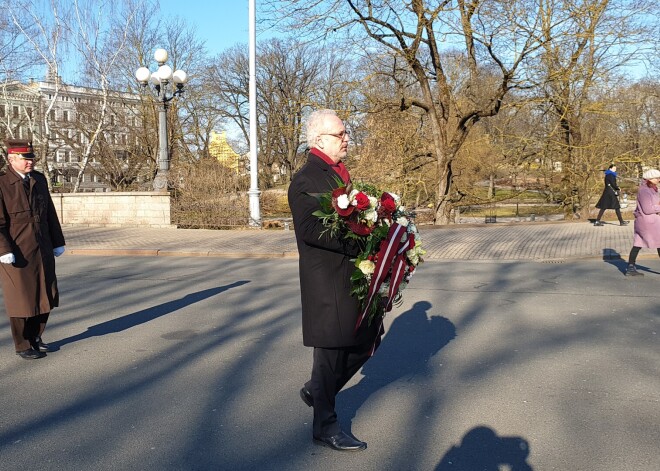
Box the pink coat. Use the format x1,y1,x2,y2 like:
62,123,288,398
633,184,660,248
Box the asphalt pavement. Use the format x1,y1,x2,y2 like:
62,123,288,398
0,221,658,470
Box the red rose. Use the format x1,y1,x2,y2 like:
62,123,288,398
331,187,354,217
380,192,397,214
331,187,347,199
346,219,375,236
354,192,370,211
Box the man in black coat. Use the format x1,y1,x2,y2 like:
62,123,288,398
288,109,381,452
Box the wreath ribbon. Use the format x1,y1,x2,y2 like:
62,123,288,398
354,222,415,338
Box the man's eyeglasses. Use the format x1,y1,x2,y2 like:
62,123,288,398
321,130,350,140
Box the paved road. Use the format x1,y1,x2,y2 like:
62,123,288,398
0,255,658,470
62,220,640,261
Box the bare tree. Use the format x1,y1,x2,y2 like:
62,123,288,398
208,38,353,187
263,0,546,223
60,0,141,192
6,0,70,184
529,0,656,217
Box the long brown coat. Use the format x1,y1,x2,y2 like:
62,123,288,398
0,168,65,317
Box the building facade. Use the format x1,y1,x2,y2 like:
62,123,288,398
0,71,144,192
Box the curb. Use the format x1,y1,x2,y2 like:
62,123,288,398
67,248,300,259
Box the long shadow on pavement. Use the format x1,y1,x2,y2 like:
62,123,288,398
435,425,534,470
50,280,250,349
337,301,456,432
603,247,660,275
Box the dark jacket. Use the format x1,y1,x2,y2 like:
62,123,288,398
0,168,65,317
288,152,380,348
596,170,621,210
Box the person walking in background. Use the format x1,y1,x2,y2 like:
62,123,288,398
0,139,66,359
288,109,382,452
594,164,628,226
624,169,660,277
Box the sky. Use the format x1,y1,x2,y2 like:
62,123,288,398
156,0,268,57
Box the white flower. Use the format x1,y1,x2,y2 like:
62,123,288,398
396,216,409,227
389,192,400,203
364,208,378,223
336,194,350,209
368,196,378,208
358,260,376,275
407,240,426,266
349,189,359,206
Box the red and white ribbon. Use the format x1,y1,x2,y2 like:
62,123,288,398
354,223,414,334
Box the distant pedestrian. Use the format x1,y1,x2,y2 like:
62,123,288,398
0,139,66,359
624,169,660,276
594,164,628,226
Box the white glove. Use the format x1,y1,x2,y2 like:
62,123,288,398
0,253,15,264
53,246,65,257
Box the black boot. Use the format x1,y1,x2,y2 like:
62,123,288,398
625,264,643,277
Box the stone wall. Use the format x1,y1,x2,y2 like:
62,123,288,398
51,192,172,228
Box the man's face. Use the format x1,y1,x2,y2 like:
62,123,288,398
316,115,349,163
8,153,35,174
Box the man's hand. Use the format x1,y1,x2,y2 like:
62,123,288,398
0,253,15,264
53,246,65,257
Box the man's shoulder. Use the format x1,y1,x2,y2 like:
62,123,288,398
294,154,330,177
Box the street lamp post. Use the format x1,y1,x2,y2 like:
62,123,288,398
135,49,188,191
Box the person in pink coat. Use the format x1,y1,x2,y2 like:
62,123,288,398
625,169,660,276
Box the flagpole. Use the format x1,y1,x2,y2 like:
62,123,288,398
248,0,261,227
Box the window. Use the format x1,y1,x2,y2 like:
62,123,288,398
13,106,19,118
26,107,33,118
62,111,69,122
49,110,56,121
0,105,5,117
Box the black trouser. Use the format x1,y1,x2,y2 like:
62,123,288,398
628,247,660,265
9,313,49,352
306,342,375,438
596,208,624,223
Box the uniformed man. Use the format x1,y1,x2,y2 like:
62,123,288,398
0,139,65,359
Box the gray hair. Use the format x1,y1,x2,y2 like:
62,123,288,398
306,109,338,148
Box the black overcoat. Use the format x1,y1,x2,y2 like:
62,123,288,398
288,153,380,348
595,171,621,209
0,168,65,317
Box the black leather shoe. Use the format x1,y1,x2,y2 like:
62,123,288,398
34,337,51,352
620,221,629,226
313,431,367,451
300,387,313,407
16,348,46,359
593,221,604,226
